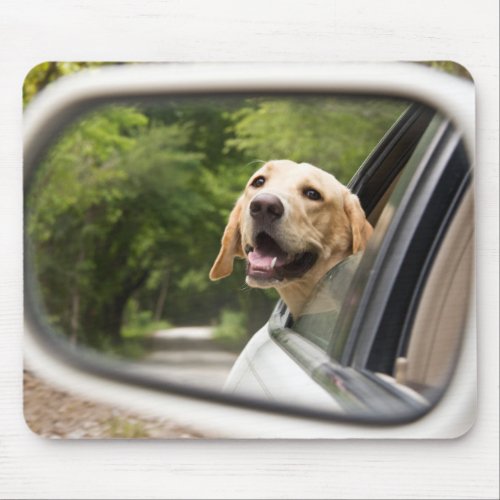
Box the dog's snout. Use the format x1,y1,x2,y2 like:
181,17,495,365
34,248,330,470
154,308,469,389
250,193,284,222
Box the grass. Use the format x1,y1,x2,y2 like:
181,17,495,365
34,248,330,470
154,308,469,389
105,417,150,438
122,319,172,339
115,310,172,359
94,316,171,361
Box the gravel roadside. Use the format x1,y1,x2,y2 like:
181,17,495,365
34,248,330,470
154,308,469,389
23,370,205,439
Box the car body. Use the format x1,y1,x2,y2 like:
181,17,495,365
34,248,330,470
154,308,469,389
24,63,476,438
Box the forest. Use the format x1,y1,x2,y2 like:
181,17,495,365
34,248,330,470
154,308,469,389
25,62,409,355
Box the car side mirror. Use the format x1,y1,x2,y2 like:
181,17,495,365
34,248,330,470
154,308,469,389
24,63,476,438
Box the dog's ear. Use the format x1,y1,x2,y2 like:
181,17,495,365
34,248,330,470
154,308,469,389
209,197,245,280
343,190,373,253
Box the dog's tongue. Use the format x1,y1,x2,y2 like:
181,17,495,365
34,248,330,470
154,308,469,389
247,233,289,276
248,249,288,270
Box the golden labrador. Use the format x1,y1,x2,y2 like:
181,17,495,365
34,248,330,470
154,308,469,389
209,160,373,318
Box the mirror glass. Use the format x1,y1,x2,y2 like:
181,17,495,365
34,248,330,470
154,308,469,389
25,93,473,423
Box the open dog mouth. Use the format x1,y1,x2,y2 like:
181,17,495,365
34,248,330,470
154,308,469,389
245,232,318,282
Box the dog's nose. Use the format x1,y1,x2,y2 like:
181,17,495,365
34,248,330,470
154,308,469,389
250,193,284,222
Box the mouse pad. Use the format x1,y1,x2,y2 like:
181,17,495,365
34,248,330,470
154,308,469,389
23,61,476,438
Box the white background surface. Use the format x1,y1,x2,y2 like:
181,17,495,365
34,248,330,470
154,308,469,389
0,0,498,498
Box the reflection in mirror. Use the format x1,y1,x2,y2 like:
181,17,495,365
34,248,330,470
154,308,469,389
25,93,473,422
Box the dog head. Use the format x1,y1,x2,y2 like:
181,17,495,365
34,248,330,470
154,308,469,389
209,160,373,316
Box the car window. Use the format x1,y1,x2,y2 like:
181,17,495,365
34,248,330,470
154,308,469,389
363,140,470,376
270,111,465,387
277,111,444,356
385,187,473,401
292,253,363,352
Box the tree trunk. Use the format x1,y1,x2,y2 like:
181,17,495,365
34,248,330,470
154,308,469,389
153,269,170,321
105,270,151,345
69,247,85,345
106,297,128,345
69,290,80,345
80,270,150,347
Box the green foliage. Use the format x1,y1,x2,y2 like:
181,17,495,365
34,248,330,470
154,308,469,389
23,62,113,106
26,78,406,353
122,300,171,339
213,309,248,350
96,337,148,361
421,61,473,81
226,98,406,183
28,105,207,346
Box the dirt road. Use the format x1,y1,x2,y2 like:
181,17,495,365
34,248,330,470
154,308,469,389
141,326,239,390
23,326,238,439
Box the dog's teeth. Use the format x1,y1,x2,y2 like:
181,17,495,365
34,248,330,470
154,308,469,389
271,257,277,269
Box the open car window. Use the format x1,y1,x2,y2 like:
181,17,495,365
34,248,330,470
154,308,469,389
269,106,471,412
272,104,441,356
293,253,363,352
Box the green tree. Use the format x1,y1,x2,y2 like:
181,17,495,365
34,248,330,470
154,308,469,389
225,97,406,184
28,106,206,346
23,62,114,106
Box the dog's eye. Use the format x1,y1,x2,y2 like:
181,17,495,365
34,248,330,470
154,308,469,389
304,188,322,201
251,176,265,188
